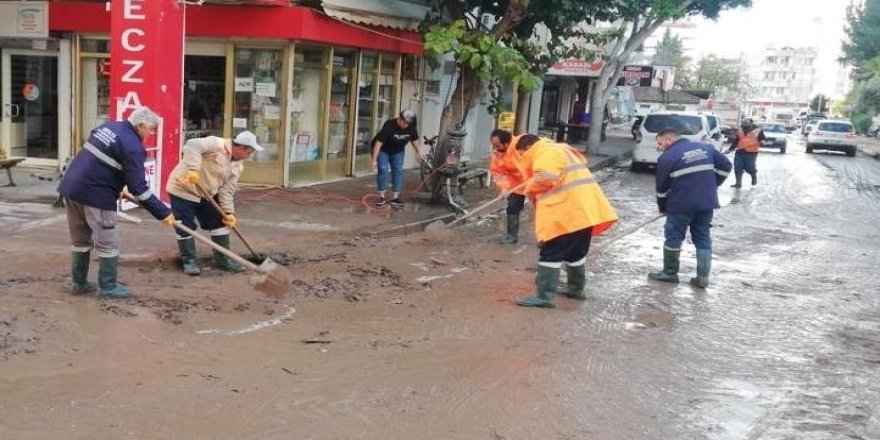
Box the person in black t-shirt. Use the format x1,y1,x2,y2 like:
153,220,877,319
370,109,425,207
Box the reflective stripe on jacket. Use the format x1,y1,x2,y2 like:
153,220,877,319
520,139,618,242
736,128,761,153
166,136,244,213
655,138,732,214
489,134,526,194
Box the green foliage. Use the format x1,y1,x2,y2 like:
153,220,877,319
651,28,690,86
423,19,540,94
677,55,750,99
842,0,880,70
851,112,873,134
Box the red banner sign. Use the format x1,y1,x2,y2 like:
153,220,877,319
110,0,184,201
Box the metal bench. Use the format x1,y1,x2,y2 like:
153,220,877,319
0,157,26,187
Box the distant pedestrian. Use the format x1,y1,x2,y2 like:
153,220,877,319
371,109,425,208
58,106,175,298
726,118,766,188
166,131,263,275
649,129,732,288
514,135,618,308
489,129,526,244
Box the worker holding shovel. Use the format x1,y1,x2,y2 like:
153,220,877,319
166,131,263,275
513,135,618,308
488,129,527,244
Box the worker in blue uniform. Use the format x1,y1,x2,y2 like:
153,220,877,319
648,128,732,288
58,107,175,298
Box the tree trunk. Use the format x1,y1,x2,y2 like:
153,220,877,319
428,66,485,202
514,86,532,134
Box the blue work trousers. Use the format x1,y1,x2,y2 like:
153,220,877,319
734,151,758,177
376,150,405,193
664,210,713,251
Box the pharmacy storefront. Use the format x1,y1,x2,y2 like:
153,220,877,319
51,0,422,189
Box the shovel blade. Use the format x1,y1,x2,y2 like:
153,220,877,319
248,258,292,298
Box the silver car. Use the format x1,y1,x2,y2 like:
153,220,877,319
756,122,788,154
806,120,858,157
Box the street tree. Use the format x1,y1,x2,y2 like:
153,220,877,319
841,0,880,131
421,0,616,201
810,94,831,113
651,27,689,87
585,0,751,154
679,55,752,100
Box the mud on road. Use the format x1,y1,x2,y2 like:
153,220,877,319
1,149,879,439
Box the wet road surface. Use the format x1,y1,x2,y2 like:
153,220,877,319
1,141,878,439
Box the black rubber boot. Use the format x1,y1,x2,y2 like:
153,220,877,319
648,248,680,283
98,256,131,298
177,237,201,276
71,251,97,295
211,234,244,273
689,249,712,288
516,265,558,308
559,263,587,300
751,173,758,186
500,214,520,244
731,173,742,188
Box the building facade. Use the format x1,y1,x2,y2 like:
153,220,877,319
1,0,443,194
744,46,818,117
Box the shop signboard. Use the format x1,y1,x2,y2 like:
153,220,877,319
547,58,604,77
0,1,48,38
110,0,184,202
617,65,653,87
498,112,515,132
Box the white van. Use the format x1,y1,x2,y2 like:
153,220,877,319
631,111,719,172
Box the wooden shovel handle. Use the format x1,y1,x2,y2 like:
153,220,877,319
173,221,262,272
196,184,259,258
447,181,529,227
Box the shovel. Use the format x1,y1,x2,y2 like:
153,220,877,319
590,214,665,256
174,221,292,298
195,184,261,261
424,181,528,236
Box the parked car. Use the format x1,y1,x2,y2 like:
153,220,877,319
806,120,858,156
631,111,720,172
801,115,825,135
803,120,819,136
756,122,788,153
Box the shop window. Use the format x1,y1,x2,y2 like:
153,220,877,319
327,49,355,179
184,55,226,140
77,37,110,153
233,48,283,163
289,46,328,184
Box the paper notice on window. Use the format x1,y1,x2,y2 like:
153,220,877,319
255,82,276,98
235,77,254,92
263,105,281,120
233,118,248,128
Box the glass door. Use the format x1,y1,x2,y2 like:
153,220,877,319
2,50,59,163
234,46,287,186
289,46,328,185
326,49,355,180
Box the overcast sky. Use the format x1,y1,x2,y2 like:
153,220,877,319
670,0,851,96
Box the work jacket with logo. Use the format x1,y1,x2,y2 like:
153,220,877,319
520,139,618,243
733,127,764,153
489,134,527,194
656,138,732,215
58,121,170,220
166,136,243,213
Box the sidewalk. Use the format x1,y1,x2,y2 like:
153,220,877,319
0,135,635,237
857,136,880,159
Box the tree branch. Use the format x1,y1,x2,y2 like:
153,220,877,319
492,0,530,38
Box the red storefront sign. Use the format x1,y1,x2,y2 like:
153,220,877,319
109,0,184,201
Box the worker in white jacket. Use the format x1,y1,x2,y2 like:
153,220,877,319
166,131,262,275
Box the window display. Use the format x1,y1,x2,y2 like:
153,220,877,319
233,48,283,163
289,46,327,184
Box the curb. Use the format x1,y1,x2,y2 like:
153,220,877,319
857,146,880,160
588,149,634,171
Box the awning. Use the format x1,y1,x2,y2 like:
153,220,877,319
321,0,431,31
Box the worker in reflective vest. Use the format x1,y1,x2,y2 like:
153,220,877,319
489,129,526,244
726,118,766,188
58,107,175,298
650,128,732,288
513,135,618,308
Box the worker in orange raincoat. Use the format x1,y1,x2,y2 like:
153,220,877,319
489,129,526,244
514,135,618,308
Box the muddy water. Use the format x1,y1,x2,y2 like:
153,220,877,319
1,147,879,439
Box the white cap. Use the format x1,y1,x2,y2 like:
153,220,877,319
233,130,263,151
